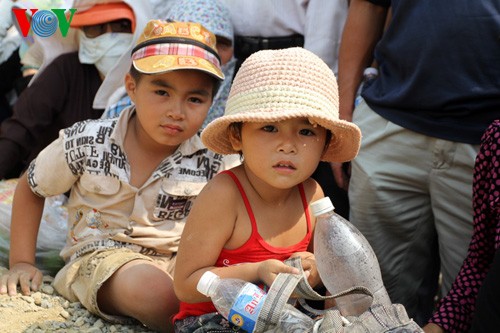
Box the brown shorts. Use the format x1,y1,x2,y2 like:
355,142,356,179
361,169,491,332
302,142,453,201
53,248,176,323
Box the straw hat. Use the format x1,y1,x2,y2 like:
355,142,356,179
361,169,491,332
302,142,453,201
201,47,361,162
131,20,223,80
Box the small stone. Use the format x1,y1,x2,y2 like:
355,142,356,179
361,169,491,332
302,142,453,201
60,309,70,319
74,317,86,327
93,319,104,328
41,284,55,295
71,301,83,309
42,275,54,283
32,292,42,305
40,299,52,308
21,295,34,304
85,328,102,333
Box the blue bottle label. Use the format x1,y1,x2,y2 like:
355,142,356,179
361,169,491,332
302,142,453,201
228,284,267,332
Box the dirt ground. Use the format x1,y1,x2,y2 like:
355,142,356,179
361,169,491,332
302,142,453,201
0,266,154,333
0,266,64,332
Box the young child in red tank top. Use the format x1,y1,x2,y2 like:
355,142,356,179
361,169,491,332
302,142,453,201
173,47,362,332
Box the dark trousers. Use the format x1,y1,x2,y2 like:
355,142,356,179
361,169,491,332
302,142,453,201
469,248,500,333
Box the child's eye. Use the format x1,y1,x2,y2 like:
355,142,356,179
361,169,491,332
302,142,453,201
188,97,203,104
155,90,169,97
262,125,277,132
299,128,315,136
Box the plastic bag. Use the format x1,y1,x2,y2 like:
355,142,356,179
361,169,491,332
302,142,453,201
0,178,68,276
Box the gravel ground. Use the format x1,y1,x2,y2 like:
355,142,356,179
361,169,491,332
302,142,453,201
0,266,156,333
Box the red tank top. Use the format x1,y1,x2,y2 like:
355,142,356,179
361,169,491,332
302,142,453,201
174,170,312,322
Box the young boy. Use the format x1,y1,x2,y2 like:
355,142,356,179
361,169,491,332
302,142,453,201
0,19,239,333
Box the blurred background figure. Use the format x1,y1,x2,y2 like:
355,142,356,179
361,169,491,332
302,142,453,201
338,0,500,325
221,0,347,75
424,120,500,333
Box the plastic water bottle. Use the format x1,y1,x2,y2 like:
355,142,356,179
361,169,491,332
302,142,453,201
310,197,391,316
197,271,314,332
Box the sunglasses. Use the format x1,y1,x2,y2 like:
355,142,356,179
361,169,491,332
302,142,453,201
82,19,132,38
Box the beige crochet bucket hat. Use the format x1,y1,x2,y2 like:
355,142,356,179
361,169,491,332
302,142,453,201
201,47,361,162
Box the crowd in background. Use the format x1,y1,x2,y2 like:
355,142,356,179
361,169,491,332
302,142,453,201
0,1,498,333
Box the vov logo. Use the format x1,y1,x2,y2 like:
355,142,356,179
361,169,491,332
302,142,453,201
12,8,77,38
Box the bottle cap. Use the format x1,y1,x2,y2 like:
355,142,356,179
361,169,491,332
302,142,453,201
363,67,379,77
310,197,335,216
197,271,219,296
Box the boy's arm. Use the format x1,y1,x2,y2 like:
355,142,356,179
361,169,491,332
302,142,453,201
0,172,45,296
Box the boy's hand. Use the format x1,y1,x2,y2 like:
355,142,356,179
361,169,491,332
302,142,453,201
0,262,43,296
257,259,300,287
290,252,321,288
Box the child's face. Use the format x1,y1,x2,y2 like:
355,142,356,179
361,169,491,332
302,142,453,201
125,70,214,152
230,117,327,188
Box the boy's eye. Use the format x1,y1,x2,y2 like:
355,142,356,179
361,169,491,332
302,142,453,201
188,97,203,104
155,90,169,96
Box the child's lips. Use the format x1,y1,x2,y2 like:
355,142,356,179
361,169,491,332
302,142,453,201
161,124,182,134
273,161,296,170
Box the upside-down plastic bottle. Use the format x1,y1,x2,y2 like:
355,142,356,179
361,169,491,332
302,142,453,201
197,271,314,332
310,197,392,316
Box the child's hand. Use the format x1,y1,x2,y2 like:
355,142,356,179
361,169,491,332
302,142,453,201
257,259,300,287
290,252,321,288
0,262,43,296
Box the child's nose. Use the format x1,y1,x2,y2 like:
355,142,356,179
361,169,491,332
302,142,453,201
278,137,297,154
165,101,184,120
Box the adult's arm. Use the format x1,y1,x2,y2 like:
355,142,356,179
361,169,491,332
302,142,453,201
337,0,388,121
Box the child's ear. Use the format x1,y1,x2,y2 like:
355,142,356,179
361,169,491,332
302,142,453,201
228,126,242,151
124,73,137,103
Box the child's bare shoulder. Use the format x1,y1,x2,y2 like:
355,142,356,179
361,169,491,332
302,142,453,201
198,169,241,202
302,177,325,202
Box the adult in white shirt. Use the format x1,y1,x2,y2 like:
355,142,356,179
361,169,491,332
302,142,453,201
221,0,348,73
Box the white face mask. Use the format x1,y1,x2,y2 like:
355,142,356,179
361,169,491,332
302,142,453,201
78,30,133,76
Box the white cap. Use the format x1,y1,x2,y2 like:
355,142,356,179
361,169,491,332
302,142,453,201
363,67,379,77
310,197,335,217
197,271,219,296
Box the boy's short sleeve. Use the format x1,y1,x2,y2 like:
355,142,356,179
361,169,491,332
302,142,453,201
27,131,78,197
220,153,241,171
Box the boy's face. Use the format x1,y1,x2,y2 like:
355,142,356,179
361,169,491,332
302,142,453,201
125,70,214,152
229,117,327,189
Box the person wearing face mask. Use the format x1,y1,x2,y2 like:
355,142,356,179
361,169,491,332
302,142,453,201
0,0,152,180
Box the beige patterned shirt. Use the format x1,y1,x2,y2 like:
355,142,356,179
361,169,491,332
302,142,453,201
27,107,240,262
